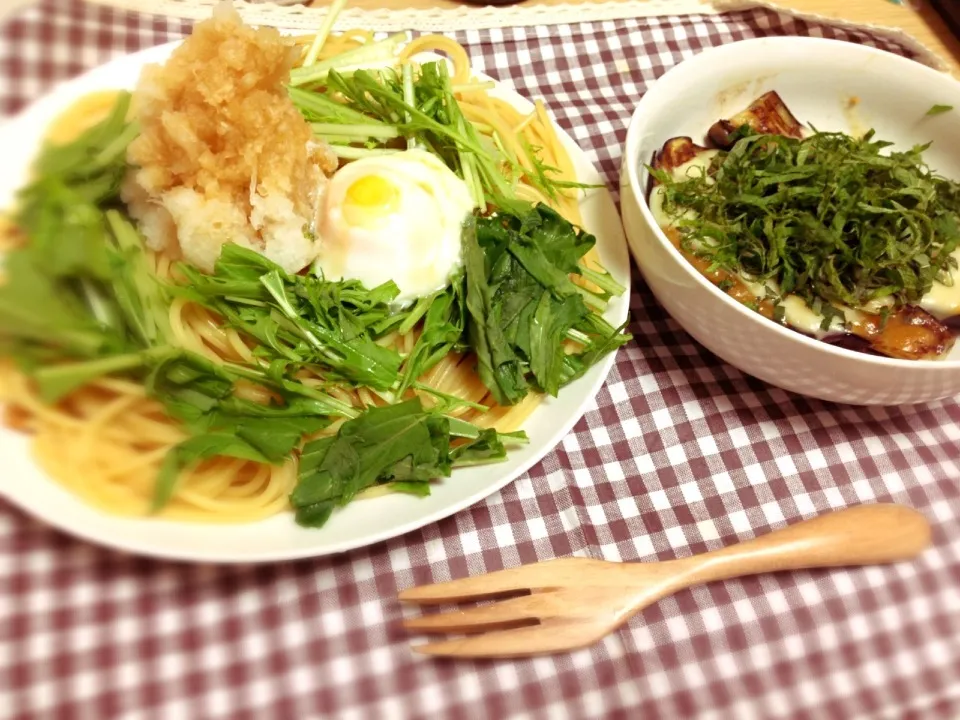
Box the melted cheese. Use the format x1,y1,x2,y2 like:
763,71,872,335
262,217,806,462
649,148,960,338
648,152,718,233
919,248,960,319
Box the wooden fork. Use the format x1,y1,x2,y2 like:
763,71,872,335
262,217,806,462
399,504,931,658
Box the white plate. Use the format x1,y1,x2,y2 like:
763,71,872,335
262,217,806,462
0,42,631,562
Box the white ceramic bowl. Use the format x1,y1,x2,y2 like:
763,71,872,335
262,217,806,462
620,37,960,406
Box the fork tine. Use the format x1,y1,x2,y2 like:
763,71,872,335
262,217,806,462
403,592,548,634
398,567,537,604
398,558,593,604
411,621,599,658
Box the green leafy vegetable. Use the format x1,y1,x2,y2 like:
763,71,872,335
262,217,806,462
652,129,960,310
465,205,631,404
0,249,119,365
397,281,466,396
177,245,403,391
464,217,530,405
289,61,596,211
450,426,521,466
288,32,407,87
286,52,631,408
0,91,158,386
926,104,953,116
148,352,336,510
290,397,521,527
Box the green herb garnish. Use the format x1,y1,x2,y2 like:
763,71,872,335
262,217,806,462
926,104,953,116
291,397,525,526
653,129,960,310
176,245,404,392
291,61,599,210
464,204,631,405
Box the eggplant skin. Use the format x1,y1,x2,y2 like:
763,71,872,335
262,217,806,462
708,91,805,149
821,333,883,357
652,137,712,174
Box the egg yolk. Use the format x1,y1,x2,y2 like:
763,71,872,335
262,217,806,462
342,174,400,228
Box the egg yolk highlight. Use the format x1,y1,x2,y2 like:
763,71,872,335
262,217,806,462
342,174,400,228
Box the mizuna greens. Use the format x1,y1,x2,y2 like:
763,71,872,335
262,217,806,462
465,207,629,405
291,398,524,527
292,61,599,214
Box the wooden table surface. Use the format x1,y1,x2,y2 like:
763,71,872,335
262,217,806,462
308,0,960,73
772,0,960,72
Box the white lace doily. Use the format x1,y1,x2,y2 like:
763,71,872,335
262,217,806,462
86,0,945,70
89,0,715,31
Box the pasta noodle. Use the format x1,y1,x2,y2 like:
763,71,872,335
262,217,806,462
0,31,591,522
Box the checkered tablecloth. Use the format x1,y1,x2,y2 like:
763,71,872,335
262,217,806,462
2,1,960,718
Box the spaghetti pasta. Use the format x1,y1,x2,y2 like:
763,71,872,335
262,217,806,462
0,29,593,523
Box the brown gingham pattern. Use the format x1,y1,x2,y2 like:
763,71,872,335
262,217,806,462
2,1,960,718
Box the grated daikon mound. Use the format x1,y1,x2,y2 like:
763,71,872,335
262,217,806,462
122,2,336,273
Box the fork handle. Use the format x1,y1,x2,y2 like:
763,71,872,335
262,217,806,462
672,504,931,587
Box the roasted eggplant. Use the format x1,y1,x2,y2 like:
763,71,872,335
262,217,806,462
653,136,712,172
708,90,804,149
647,93,958,362
850,305,954,361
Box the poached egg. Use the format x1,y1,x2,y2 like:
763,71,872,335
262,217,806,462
314,150,474,306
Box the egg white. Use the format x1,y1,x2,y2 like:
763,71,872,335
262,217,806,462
313,149,474,306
